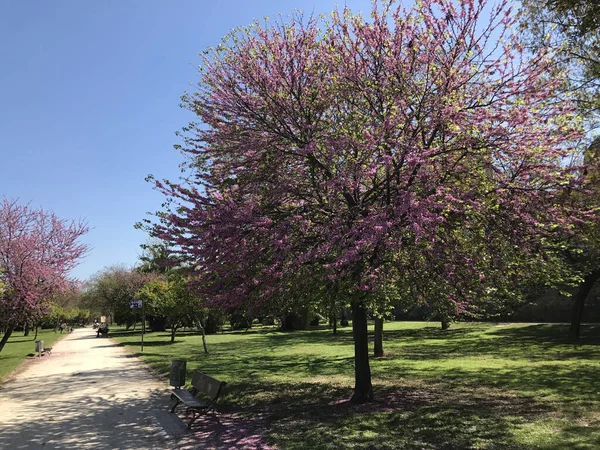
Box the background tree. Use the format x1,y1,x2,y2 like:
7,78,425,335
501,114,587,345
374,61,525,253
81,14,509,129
82,266,154,328
560,137,600,340
521,0,600,339
0,198,88,352
521,0,599,120
136,274,206,344
137,239,174,275
150,0,583,402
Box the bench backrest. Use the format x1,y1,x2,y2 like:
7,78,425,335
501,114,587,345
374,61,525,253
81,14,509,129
190,370,226,400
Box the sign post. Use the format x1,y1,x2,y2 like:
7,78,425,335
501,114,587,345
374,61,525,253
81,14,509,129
142,298,145,352
129,299,144,352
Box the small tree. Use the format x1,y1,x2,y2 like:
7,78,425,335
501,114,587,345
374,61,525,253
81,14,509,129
136,275,204,343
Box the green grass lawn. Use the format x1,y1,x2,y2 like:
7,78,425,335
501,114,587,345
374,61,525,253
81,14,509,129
0,328,65,380
112,322,600,449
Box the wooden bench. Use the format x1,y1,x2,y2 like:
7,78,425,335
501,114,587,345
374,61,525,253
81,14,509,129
170,370,227,429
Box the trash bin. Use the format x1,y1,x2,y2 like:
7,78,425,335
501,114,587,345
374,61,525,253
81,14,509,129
170,359,186,388
35,340,44,355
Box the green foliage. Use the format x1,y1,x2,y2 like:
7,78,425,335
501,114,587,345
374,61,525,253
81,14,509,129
546,0,600,37
82,266,154,325
137,239,174,275
521,0,600,121
41,302,90,327
112,321,600,449
135,275,203,332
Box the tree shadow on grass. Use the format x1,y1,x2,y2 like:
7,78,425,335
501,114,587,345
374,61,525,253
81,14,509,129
429,363,600,401
106,323,600,448
6,336,40,343
385,325,600,363
117,339,181,347
172,357,600,448
210,379,557,450
117,324,600,399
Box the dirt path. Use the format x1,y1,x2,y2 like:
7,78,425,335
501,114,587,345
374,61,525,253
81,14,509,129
0,327,186,450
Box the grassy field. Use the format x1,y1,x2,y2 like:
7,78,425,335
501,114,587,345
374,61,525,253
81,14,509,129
112,322,600,449
0,328,65,380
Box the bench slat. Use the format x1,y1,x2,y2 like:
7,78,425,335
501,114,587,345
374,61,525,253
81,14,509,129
191,371,225,400
171,389,210,409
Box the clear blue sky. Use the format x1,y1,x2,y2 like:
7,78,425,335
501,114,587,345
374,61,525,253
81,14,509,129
0,0,371,281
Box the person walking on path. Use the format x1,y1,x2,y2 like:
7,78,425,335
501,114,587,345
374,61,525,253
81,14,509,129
0,327,180,449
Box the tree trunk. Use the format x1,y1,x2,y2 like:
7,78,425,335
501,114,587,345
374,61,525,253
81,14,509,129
569,270,600,342
330,305,338,335
33,325,39,341
23,323,30,337
351,301,373,403
374,317,384,357
441,320,450,330
170,326,177,343
198,321,209,354
0,327,14,353
340,307,349,327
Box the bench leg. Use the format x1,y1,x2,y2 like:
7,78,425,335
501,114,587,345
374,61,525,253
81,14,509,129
170,398,182,414
187,410,201,430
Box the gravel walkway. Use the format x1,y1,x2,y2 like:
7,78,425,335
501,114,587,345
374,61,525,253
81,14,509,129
0,327,187,450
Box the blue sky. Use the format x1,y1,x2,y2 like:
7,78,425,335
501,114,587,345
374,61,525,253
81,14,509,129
0,0,371,281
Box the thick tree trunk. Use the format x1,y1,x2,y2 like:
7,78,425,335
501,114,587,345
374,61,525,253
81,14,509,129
170,326,177,343
23,323,30,337
351,302,373,403
0,327,14,353
374,317,384,357
441,320,450,330
569,271,600,342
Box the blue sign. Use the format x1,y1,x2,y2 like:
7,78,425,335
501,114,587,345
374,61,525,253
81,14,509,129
129,300,143,309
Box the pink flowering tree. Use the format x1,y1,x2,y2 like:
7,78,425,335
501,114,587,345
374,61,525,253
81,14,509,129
150,0,584,402
0,198,89,352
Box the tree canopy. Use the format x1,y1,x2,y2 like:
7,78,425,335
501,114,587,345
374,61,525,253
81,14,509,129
149,0,585,402
0,198,88,352
521,0,600,120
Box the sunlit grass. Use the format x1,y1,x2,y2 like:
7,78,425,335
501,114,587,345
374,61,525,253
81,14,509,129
112,321,600,449
0,328,65,379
